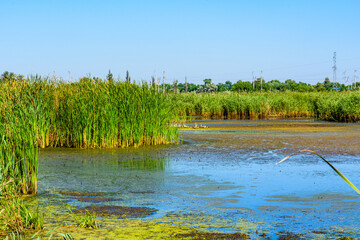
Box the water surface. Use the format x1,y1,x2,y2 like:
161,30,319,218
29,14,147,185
37,119,360,239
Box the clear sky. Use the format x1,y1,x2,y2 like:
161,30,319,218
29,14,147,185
1,0,360,84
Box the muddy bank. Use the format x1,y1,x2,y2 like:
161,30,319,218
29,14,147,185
180,119,360,155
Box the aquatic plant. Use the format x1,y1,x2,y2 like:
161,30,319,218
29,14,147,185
57,233,74,240
4,231,23,240
72,209,99,229
4,229,74,240
277,149,360,195
0,191,43,234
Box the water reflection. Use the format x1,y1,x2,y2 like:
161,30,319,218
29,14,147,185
38,148,169,194
117,156,168,171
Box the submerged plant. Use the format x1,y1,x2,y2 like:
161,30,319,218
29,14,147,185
277,149,360,195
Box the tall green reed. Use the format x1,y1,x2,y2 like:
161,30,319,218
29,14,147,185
0,77,179,195
168,91,360,121
0,79,40,194
55,78,179,148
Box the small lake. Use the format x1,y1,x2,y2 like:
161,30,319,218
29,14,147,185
36,119,360,239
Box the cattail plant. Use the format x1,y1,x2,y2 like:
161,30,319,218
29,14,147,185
0,76,179,195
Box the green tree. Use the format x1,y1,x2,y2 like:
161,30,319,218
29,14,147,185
187,83,199,92
225,81,232,90
297,82,311,92
125,70,131,83
231,80,253,92
284,79,297,91
203,78,212,85
217,83,228,92
178,83,185,92
323,77,331,90
106,70,114,83
1,71,17,83
268,80,282,91
254,78,266,91
315,82,326,91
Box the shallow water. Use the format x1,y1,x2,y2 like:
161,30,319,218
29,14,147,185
36,119,360,239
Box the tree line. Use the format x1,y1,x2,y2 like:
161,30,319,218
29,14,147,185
1,71,358,93
170,77,359,93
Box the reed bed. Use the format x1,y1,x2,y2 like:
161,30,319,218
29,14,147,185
0,77,179,195
168,91,360,122
54,78,179,148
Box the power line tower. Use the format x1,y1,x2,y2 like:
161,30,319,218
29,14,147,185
162,71,165,93
154,70,156,86
157,77,160,92
173,79,177,94
344,71,348,88
354,70,357,89
252,72,255,89
333,52,337,82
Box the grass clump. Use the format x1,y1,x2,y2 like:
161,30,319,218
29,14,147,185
77,210,99,229
70,209,99,229
0,184,43,236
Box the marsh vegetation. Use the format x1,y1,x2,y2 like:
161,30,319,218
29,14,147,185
170,91,360,122
0,75,178,238
1,72,360,239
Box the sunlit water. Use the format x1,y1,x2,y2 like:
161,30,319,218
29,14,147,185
37,119,360,238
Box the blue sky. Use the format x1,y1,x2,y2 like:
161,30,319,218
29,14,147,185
1,0,360,84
